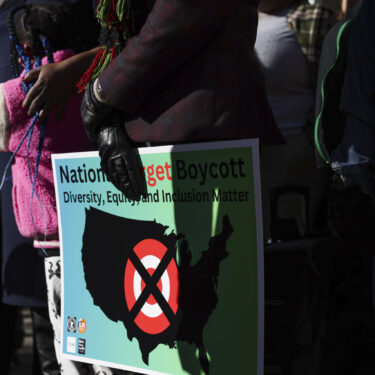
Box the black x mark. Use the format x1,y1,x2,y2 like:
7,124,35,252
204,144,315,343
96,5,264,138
128,246,176,324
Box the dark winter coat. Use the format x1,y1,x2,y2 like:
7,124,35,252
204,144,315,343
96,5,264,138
99,0,284,145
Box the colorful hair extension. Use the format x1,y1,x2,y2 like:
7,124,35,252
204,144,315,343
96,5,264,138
76,0,132,92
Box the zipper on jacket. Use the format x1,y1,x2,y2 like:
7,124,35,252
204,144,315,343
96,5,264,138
314,19,352,165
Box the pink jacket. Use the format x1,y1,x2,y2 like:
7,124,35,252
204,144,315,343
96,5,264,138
1,50,93,239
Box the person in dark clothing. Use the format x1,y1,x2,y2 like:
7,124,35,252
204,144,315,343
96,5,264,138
79,3,282,375
80,0,283,198
332,0,375,171
314,0,375,251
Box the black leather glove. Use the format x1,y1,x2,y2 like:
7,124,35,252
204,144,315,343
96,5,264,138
80,80,114,141
98,126,147,200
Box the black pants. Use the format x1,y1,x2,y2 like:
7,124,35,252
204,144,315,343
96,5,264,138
32,307,60,375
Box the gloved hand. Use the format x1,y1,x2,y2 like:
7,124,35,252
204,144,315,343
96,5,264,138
80,80,114,141
97,126,147,200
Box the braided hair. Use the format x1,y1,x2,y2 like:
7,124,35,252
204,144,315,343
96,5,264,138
7,3,84,79
76,0,155,92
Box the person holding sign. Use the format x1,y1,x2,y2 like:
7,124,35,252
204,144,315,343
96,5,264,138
77,2,280,373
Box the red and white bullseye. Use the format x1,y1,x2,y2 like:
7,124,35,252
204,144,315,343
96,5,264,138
124,239,179,335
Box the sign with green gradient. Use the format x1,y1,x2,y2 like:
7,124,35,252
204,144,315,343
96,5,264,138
52,139,264,375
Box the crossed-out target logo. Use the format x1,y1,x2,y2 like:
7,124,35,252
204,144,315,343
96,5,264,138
78,318,87,334
67,317,76,333
124,238,179,335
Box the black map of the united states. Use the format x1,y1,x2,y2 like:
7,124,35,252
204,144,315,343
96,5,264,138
81,207,233,374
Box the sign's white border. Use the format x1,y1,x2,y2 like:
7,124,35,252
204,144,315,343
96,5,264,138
52,138,264,375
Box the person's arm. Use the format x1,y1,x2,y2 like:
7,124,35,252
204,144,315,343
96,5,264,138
80,80,147,200
22,47,101,121
0,83,10,152
98,0,233,113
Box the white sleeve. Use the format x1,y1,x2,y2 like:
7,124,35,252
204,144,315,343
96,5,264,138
0,83,10,152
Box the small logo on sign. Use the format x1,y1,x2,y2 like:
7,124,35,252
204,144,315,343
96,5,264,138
67,316,76,332
78,338,86,354
78,318,87,333
67,336,76,353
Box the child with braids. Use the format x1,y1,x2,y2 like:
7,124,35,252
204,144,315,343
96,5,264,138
1,3,117,374
5,5,136,375
5,3,93,243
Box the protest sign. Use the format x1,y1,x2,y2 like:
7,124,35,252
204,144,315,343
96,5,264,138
52,139,264,375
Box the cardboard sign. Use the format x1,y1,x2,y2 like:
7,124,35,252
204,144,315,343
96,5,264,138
52,139,264,375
